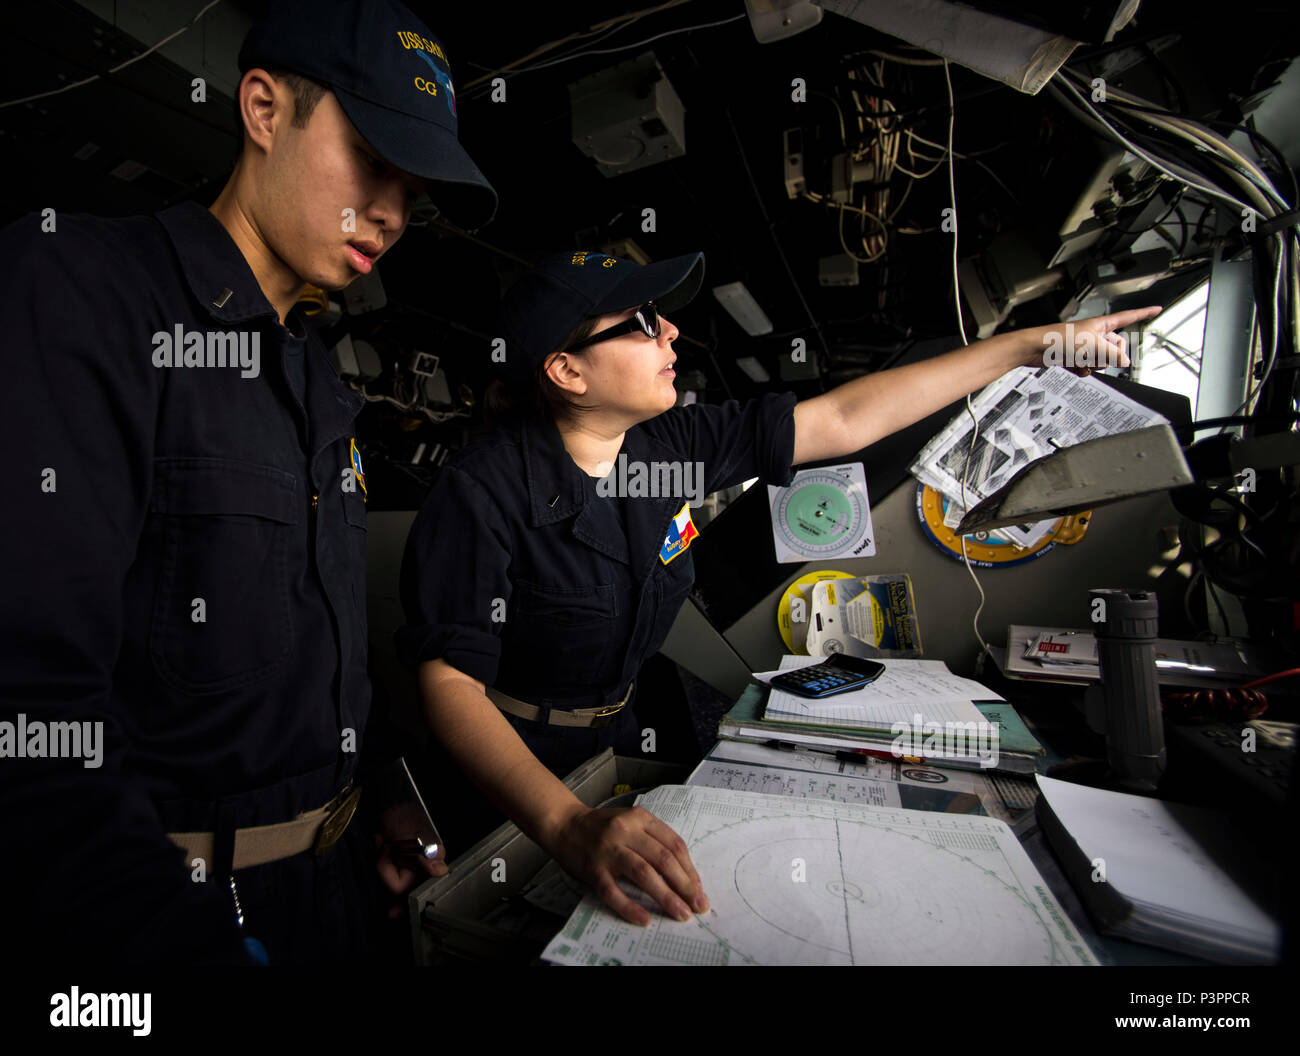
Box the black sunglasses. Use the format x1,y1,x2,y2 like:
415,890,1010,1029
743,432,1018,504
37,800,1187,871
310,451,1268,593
568,302,660,351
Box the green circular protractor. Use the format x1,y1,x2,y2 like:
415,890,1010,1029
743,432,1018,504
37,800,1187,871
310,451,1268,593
773,471,868,557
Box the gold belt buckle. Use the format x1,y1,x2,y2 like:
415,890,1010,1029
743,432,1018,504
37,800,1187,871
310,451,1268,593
314,785,362,855
588,701,626,728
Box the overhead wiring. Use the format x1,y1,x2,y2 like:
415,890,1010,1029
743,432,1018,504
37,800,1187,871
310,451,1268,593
0,0,224,109
460,0,694,90
462,5,745,98
1048,67,1297,428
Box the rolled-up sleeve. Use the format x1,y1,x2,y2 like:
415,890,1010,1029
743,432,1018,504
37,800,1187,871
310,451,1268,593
640,391,799,493
395,463,513,685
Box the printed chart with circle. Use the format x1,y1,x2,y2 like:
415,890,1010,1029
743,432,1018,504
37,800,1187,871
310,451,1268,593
768,464,875,563
695,815,1062,965
541,786,1098,967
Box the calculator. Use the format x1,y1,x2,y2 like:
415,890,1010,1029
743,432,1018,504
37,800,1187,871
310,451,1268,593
770,656,886,699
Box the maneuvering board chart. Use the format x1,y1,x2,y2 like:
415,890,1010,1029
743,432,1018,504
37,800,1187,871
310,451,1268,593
541,785,1098,966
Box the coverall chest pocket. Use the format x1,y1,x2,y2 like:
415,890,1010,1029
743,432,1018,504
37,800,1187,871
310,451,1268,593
509,579,620,684
148,458,299,694
649,548,695,655
655,547,695,609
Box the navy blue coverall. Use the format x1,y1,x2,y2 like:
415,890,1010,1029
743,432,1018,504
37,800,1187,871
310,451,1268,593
396,393,797,842
0,202,379,964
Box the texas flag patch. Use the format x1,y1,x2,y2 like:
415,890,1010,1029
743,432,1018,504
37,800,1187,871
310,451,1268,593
349,438,367,499
658,503,699,565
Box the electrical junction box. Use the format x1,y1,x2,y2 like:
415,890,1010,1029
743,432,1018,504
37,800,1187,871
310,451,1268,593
819,253,859,287
569,52,685,177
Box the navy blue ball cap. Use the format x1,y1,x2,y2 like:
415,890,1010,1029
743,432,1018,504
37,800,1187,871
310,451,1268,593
501,249,705,378
238,0,497,229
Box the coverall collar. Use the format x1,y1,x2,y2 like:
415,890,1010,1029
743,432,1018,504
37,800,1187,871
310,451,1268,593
157,201,363,462
156,201,284,326
522,413,685,574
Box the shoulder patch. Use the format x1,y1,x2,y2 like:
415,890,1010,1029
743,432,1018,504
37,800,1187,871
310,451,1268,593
349,438,367,499
658,503,698,564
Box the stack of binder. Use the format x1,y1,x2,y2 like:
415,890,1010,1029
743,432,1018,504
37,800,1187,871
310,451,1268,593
717,657,1045,775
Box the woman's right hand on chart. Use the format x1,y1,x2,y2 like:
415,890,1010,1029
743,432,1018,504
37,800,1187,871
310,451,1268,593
547,804,709,926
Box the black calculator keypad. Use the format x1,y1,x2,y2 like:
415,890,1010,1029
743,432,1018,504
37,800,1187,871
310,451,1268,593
773,663,875,698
